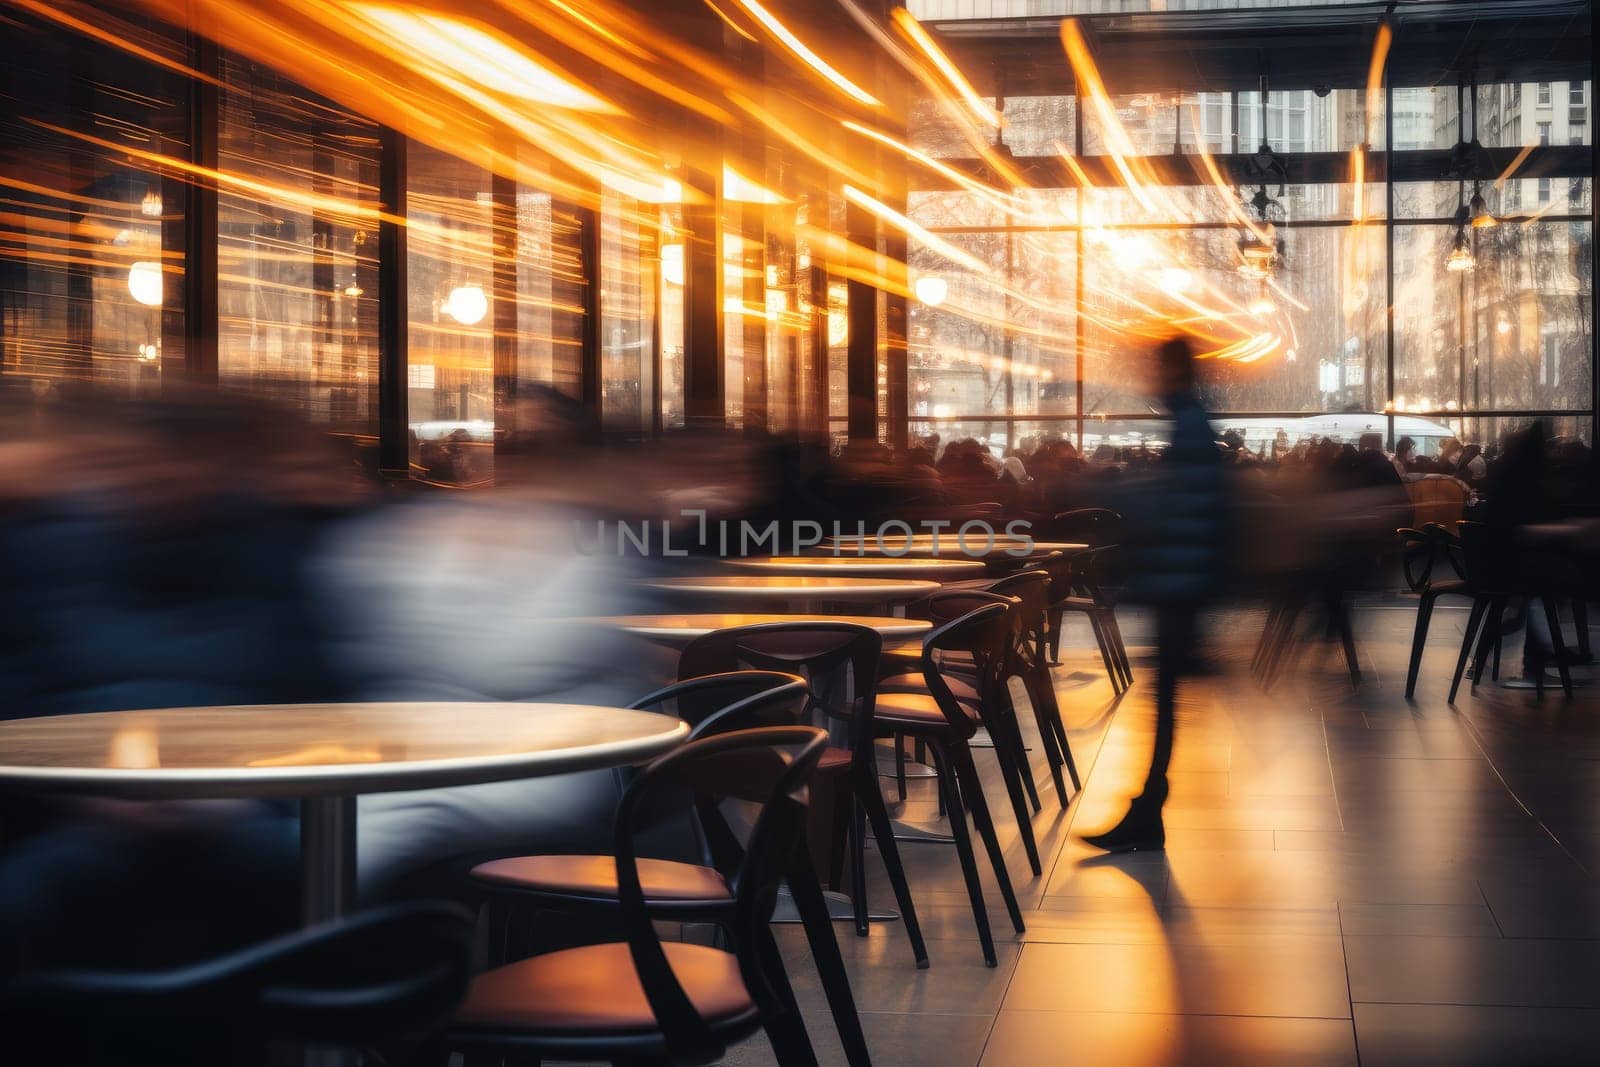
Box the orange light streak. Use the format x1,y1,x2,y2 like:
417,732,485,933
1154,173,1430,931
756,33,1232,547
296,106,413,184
890,7,1000,129
726,0,880,108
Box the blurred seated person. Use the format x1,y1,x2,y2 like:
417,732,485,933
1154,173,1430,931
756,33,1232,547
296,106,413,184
1393,435,1419,478
0,387,677,979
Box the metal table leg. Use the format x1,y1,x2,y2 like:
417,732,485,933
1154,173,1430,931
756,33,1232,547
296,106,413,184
300,795,358,1067
301,795,357,925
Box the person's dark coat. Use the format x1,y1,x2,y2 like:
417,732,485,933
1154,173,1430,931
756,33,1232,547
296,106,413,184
1116,391,1229,607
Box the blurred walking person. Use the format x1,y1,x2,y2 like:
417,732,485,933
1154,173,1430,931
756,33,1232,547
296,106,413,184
1082,336,1229,853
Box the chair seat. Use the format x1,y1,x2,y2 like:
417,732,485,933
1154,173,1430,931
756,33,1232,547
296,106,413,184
450,941,755,1035
877,672,982,706
1055,596,1101,612
875,691,975,729
471,855,731,903
818,745,854,772
878,647,923,674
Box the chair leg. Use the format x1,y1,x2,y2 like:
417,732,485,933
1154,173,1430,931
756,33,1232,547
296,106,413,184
1022,666,1070,805
1104,608,1133,685
998,685,1042,815
1574,598,1592,660
827,786,851,892
855,769,928,969
1405,591,1437,698
893,732,907,802
1047,606,1064,664
1259,598,1301,688
483,896,511,968
755,925,821,1067
1448,597,1491,704
850,795,870,938
787,852,873,1067
1087,612,1120,691
1542,595,1575,698
1471,597,1506,686
925,741,998,967
980,692,1042,875
1252,601,1282,673
952,743,1026,935
1335,600,1361,686
1491,618,1503,680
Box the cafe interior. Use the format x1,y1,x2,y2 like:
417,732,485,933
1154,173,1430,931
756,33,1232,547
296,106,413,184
0,0,1597,1064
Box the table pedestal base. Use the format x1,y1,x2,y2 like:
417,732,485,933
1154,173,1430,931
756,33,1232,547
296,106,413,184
770,884,898,924
890,816,958,844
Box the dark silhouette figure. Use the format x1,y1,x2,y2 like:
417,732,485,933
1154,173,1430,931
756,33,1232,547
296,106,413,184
1082,336,1228,853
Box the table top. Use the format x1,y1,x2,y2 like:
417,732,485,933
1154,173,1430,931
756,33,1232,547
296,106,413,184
603,613,933,642
0,703,688,800
822,537,1086,559
1520,519,1600,551
726,556,986,580
639,575,939,601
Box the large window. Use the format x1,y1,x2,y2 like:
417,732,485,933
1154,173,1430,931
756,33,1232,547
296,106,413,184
908,83,1592,451
1,11,187,399
218,54,378,436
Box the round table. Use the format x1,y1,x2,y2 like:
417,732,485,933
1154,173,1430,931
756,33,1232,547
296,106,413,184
1520,519,1600,553
727,556,986,581
0,703,687,925
824,536,1087,560
638,575,938,613
602,613,932,647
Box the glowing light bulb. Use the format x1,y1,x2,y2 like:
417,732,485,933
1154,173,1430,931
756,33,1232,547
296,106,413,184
914,276,948,307
827,306,848,347
443,284,487,325
660,243,685,287
127,261,162,306
1157,267,1194,294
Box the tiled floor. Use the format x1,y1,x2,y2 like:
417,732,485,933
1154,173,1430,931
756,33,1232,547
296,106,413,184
716,599,1600,1066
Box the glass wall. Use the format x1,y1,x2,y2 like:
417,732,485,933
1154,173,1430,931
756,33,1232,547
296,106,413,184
406,144,495,484
1,10,186,399
4,4,1590,471
218,53,379,436
908,82,1593,454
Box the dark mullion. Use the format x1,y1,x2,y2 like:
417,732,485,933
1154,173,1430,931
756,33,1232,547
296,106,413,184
65,38,95,381
180,32,219,386
577,202,602,420
808,192,830,438
846,196,877,442
491,166,519,452
682,164,724,427
377,126,408,477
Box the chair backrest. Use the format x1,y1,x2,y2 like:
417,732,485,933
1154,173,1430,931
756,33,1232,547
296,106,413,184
1070,544,1123,597
630,670,807,735
1048,506,1123,545
916,601,1012,736
1406,474,1470,528
612,726,827,1064
679,621,882,750
2,901,474,1065
987,569,1051,632
1395,527,1435,592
